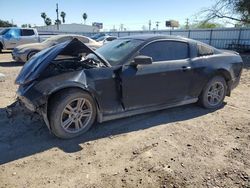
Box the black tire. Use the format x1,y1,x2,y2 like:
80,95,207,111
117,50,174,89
27,51,38,61
199,76,227,109
48,89,97,139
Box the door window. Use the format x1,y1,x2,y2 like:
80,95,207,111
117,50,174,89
21,29,35,36
140,41,189,62
197,44,214,56
4,28,21,39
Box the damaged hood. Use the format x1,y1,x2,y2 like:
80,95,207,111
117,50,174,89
15,38,110,85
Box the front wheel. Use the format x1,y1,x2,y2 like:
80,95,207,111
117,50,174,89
27,51,38,61
199,76,227,109
49,89,97,139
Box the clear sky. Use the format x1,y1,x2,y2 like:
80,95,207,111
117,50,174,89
0,0,215,30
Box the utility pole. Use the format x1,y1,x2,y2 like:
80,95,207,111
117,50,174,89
149,20,151,31
56,3,59,30
156,21,160,30
120,24,124,31
185,18,189,29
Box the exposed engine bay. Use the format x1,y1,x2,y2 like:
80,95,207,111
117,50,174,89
41,55,105,78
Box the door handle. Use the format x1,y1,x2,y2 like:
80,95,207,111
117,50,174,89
182,66,191,71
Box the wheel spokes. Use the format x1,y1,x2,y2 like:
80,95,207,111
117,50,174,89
62,118,73,129
61,97,93,133
81,109,91,117
207,82,224,106
64,104,74,115
76,99,85,111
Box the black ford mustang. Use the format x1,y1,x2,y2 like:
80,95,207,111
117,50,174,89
15,35,243,139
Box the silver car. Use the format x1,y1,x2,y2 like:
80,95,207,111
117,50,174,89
12,34,102,62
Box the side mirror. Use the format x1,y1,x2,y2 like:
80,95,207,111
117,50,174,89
130,55,152,66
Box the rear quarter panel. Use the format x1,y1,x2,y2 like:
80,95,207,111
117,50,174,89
189,52,243,98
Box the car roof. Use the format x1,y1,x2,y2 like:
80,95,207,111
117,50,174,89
120,34,193,43
48,34,95,42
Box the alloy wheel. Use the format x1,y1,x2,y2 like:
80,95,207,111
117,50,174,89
207,82,225,106
60,98,93,133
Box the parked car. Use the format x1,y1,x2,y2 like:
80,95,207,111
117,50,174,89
96,36,117,45
15,35,243,139
0,27,41,52
90,33,108,40
12,34,102,62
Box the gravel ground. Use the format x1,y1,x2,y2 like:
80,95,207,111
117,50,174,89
0,52,249,188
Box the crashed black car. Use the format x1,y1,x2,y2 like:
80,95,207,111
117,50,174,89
15,35,243,139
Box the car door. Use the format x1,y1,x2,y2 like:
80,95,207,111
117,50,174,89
19,29,38,45
121,40,194,110
3,28,21,49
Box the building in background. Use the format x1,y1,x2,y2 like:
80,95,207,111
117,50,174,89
36,23,99,34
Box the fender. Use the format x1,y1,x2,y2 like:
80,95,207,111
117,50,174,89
39,81,103,130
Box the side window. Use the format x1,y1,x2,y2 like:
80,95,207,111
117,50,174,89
197,44,214,56
140,41,189,62
5,28,21,38
21,29,35,36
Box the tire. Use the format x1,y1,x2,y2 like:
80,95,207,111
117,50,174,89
48,89,97,139
199,76,227,109
27,51,38,61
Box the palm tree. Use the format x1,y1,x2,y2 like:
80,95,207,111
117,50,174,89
41,12,47,25
82,13,88,24
60,11,66,23
45,18,52,26
54,19,61,25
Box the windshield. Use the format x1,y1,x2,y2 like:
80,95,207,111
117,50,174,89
0,28,10,35
89,39,143,66
42,36,60,45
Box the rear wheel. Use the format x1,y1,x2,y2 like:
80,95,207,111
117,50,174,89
199,76,227,109
49,89,97,139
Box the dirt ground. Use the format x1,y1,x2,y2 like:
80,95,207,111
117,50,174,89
0,52,249,188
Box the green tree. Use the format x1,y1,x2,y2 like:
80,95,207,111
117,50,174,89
192,22,223,29
82,13,88,24
41,12,47,25
199,0,250,25
45,18,52,26
21,24,32,28
0,19,16,27
54,19,61,25
60,11,66,23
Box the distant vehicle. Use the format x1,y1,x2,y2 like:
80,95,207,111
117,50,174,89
15,35,243,139
90,33,108,40
96,36,117,45
0,27,41,52
12,34,102,62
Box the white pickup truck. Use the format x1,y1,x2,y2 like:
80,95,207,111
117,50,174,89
0,27,44,52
